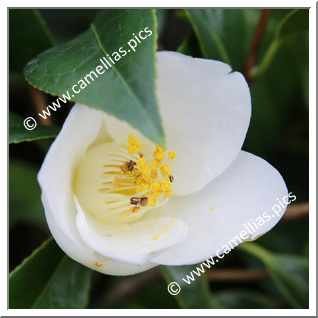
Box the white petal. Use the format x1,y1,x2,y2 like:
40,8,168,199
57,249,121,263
75,197,189,264
38,105,157,275
101,51,251,195
146,151,288,265
90,258,157,276
38,104,103,242
44,196,156,275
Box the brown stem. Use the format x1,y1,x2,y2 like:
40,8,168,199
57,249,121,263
105,267,270,303
28,85,53,126
282,202,309,222
244,9,272,84
206,269,269,281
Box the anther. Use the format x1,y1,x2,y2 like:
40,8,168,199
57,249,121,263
130,197,141,205
107,133,177,214
130,196,148,207
125,160,135,171
140,197,148,206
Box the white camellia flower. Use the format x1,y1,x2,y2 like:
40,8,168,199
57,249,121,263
38,51,288,275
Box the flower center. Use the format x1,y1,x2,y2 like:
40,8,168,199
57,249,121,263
73,133,177,224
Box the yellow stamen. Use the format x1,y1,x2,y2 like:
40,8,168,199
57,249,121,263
167,151,177,160
165,188,173,197
151,159,162,168
153,145,165,162
149,197,157,207
111,133,177,209
160,164,171,177
151,169,158,179
127,133,142,154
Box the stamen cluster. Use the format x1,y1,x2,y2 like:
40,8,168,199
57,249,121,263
114,133,177,209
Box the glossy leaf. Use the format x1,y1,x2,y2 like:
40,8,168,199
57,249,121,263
161,265,212,309
24,9,165,147
185,9,248,71
9,9,54,72
9,111,60,144
239,243,309,309
9,237,92,309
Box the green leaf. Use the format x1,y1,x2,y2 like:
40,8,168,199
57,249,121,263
254,220,309,255
9,237,92,309
276,9,309,41
156,9,168,36
239,243,309,309
9,160,47,230
185,9,247,70
244,13,308,155
24,9,165,147
98,272,180,309
177,32,202,58
9,111,60,144
161,265,212,309
251,9,308,79
9,9,54,72
213,289,278,309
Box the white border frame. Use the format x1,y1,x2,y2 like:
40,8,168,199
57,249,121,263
4,1,316,316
